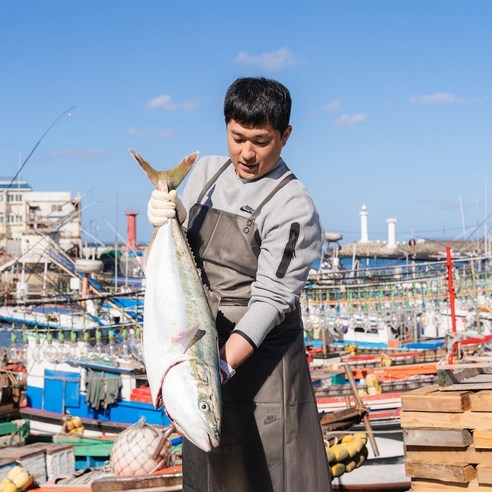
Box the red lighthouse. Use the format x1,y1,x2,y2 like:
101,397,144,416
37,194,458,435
125,209,139,250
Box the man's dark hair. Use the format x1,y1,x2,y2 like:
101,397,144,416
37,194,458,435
224,77,292,135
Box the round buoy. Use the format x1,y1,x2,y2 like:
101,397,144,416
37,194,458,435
110,418,174,476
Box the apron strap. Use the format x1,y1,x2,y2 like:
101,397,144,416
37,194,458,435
195,159,296,220
196,159,232,204
250,172,296,220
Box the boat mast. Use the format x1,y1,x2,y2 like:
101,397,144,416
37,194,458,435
446,246,458,363
485,180,489,256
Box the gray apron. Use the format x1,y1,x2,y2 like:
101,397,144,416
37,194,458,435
183,161,332,492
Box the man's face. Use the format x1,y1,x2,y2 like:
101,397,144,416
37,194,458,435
227,119,292,180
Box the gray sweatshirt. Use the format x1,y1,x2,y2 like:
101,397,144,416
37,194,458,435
182,155,323,348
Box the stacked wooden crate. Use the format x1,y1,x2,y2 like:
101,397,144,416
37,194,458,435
401,380,492,491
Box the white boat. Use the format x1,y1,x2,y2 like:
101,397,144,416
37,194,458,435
304,237,492,351
0,278,169,437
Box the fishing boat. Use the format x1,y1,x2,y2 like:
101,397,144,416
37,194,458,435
0,308,171,436
304,237,492,383
2,218,490,490
304,236,492,490
0,246,169,437
0,164,180,489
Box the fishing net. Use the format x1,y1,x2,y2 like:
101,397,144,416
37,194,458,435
110,417,173,476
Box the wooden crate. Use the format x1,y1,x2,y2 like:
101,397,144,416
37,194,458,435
401,384,470,412
411,478,492,490
406,460,476,483
402,384,492,490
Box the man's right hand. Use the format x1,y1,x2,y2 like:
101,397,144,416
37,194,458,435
147,189,187,227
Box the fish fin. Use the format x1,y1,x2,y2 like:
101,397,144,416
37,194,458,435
204,287,221,319
193,267,220,318
184,328,206,352
129,148,199,190
172,323,204,352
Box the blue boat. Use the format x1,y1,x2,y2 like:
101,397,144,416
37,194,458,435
0,300,171,436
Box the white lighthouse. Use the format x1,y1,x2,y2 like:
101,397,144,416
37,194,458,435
359,205,369,243
386,218,397,249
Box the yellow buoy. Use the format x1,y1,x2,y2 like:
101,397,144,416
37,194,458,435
330,462,346,478
331,443,349,462
5,465,33,491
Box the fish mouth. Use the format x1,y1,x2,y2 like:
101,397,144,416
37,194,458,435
184,429,220,452
191,434,219,453
208,433,220,449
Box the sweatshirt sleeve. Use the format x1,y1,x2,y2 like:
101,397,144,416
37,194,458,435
233,180,324,348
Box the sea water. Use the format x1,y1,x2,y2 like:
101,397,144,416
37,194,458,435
0,325,11,349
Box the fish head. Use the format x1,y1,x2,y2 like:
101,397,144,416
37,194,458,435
162,362,221,452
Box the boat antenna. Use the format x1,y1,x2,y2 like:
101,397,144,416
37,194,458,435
5,105,75,191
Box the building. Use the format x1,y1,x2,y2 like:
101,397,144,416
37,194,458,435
0,177,81,256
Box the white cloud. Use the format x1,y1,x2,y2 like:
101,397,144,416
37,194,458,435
408,92,458,105
335,113,367,127
234,47,298,71
128,127,148,139
324,100,341,112
145,95,198,111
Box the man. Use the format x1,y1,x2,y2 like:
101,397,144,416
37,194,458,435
148,77,331,491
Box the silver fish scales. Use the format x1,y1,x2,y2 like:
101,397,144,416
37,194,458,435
130,149,221,452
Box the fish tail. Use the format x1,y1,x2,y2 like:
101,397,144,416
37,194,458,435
129,149,199,191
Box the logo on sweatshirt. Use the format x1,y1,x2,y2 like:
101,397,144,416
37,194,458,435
264,415,280,425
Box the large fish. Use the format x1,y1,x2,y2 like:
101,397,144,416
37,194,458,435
130,149,222,452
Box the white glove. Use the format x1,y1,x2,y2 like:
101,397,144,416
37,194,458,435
147,189,187,227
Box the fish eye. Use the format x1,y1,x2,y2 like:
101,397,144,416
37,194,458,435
199,400,210,412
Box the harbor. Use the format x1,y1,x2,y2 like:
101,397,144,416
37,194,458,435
1,178,492,490
2,3,492,489
302,212,492,490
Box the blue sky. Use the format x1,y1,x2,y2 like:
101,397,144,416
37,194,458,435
1,1,491,246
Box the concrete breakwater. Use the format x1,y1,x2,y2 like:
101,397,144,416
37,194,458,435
337,239,485,261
